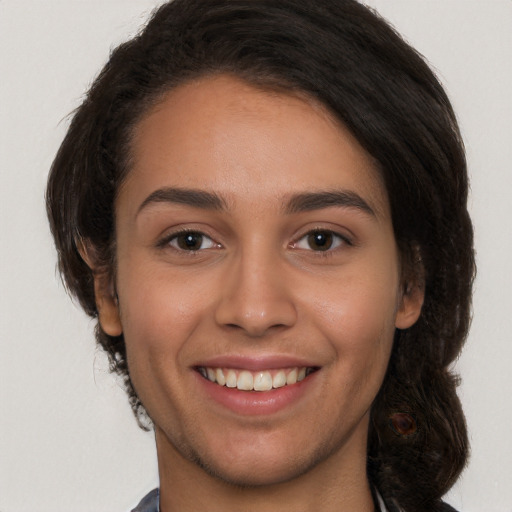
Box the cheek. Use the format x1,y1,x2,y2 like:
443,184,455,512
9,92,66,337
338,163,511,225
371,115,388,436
118,259,207,334
310,268,399,342
115,262,213,417
115,259,216,390
305,258,400,385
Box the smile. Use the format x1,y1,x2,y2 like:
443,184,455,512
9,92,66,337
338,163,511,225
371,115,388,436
197,367,317,391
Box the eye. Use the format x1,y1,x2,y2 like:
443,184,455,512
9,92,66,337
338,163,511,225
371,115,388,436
294,230,348,252
167,231,217,251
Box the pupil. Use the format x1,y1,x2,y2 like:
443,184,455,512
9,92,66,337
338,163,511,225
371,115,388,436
308,231,332,251
178,233,202,250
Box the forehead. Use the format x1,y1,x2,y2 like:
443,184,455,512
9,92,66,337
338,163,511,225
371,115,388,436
121,74,389,219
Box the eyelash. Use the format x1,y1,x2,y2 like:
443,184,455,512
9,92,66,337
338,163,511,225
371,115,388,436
157,228,352,254
292,229,352,255
157,229,219,253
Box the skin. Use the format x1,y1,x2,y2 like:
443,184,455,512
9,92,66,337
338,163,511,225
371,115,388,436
90,75,423,511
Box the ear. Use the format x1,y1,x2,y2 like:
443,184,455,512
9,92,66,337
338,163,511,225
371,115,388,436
395,246,425,330
78,240,123,337
395,280,424,329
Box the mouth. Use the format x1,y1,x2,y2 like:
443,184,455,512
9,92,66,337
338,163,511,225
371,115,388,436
196,366,318,392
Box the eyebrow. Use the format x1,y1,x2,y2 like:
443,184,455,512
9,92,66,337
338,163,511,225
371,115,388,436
137,186,375,217
137,187,227,214
284,190,376,216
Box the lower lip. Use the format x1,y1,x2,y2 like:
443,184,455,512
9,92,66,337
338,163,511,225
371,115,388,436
195,371,317,416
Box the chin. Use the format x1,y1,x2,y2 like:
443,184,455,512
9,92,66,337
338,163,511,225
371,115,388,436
195,456,314,487
184,434,335,488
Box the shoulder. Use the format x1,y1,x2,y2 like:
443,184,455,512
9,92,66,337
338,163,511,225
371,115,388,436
382,496,460,512
130,488,159,512
128,488,458,512
438,503,459,512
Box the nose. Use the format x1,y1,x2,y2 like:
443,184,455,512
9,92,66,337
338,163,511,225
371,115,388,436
214,248,298,337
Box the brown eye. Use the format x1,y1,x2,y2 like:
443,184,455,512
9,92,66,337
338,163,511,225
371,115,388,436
307,231,334,251
295,230,346,252
293,229,353,253
169,232,216,251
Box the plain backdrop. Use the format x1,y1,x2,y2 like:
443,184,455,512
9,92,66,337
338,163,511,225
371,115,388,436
1,1,511,511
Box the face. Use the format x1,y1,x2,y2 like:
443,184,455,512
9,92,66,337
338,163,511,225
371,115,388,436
95,75,422,486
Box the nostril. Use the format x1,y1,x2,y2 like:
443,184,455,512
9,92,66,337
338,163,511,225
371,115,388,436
214,262,298,333
222,321,292,338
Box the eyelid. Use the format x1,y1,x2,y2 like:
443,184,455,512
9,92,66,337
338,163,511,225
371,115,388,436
157,228,221,251
291,228,353,251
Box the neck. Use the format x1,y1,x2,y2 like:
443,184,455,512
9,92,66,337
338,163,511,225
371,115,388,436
155,426,375,512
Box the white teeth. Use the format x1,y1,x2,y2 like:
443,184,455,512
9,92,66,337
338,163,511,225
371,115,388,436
226,369,237,388
254,371,273,391
200,366,313,391
272,371,286,388
286,368,298,385
215,368,226,386
237,371,254,391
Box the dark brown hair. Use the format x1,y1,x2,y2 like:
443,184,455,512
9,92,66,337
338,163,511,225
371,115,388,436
46,1,474,510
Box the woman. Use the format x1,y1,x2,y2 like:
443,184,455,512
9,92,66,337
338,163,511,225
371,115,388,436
46,1,474,510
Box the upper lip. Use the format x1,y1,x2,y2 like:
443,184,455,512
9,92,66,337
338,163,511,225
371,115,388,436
194,355,320,371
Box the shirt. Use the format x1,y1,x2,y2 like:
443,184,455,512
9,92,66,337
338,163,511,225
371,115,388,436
130,488,392,512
